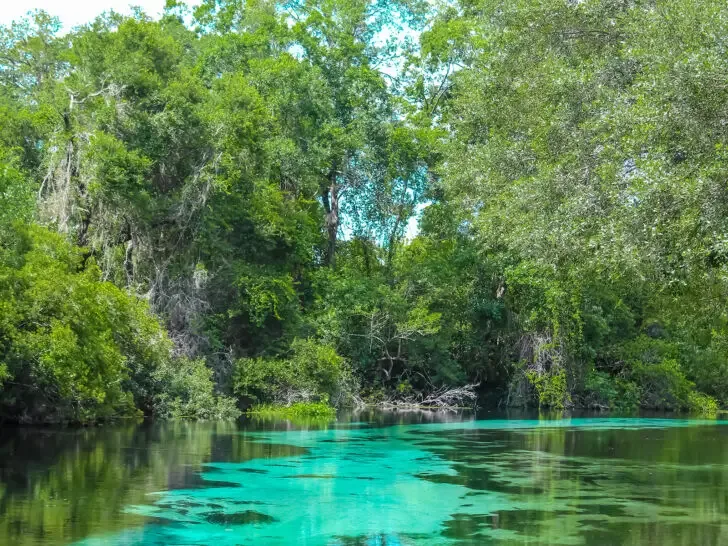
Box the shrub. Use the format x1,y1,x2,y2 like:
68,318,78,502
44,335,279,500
630,358,693,410
0,226,170,423
234,356,296,404
619,336,680,366
152,357,240,420
615,336,714,412
0,364,9,389
581,371,641,412
233,338,353,406
682,344,728,407
687,391,718,415
526,367,571,409
582,370,618,409
0,225,240,423
614,380,641,412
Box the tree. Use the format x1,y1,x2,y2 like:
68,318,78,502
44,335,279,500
429,0,728,408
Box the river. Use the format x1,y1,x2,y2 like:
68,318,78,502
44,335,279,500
1,412,727,545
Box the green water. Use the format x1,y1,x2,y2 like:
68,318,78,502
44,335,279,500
2,414,728,545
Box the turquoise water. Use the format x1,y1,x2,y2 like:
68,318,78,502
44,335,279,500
2,414,728,545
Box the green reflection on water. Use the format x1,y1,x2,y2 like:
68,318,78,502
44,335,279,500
2,416,728,546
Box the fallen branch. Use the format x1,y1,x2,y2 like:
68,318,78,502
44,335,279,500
372,383,480,412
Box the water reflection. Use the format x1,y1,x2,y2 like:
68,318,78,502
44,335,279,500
0,422,242,546
1,414,727,545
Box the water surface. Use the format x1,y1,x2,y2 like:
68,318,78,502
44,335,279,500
2,413,728,545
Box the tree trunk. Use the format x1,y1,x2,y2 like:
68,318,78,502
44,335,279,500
321,167,339,268
62,110,91,247
386,180,409,273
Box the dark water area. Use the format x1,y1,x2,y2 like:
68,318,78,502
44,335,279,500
1,411,728,545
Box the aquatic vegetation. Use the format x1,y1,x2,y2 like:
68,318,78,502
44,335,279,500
247,402,337,420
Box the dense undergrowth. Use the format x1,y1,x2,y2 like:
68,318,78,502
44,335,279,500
1,0,727,422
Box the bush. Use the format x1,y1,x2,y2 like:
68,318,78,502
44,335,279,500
234,356,296,404
581,370,641,412
233,338,353,406
0,225,242,423
582,370,618,409
630,358,694,410
614,379,641,412
526,367,571,410
152,357,240,420
0,364,9,388
682,344,728,407
687,391,718,415
612,336,718,412
619,336,680,367
0,226,171,423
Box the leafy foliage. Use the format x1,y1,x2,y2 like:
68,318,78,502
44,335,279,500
1,0,727,420
247,402,337,420
233,339,352,407
152,357,240,420
0,225,164,422
421,0,728,410
527,368,570,411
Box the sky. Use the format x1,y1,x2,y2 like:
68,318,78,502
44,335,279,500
0,1,179,29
